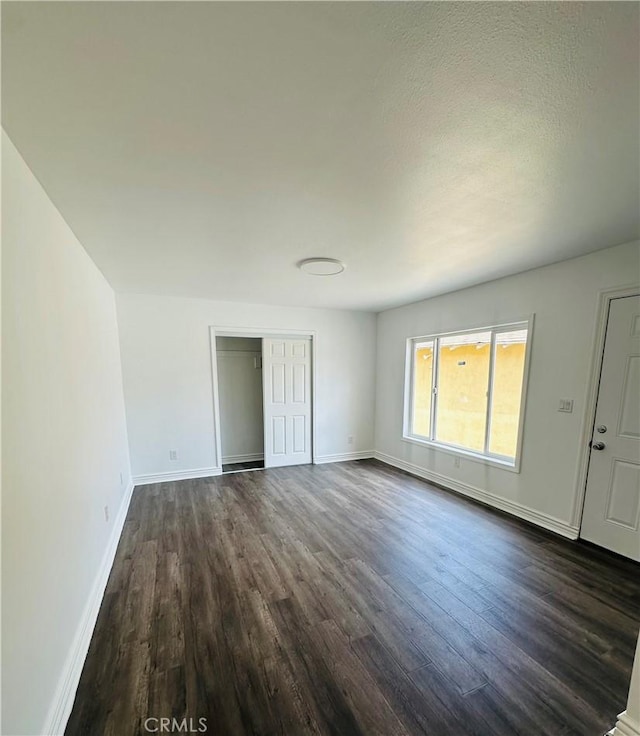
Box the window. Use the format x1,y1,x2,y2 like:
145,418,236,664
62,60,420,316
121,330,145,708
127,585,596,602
404,321,531,468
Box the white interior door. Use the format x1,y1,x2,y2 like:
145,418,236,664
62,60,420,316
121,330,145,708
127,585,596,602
262,338,312,468
581,295,640,561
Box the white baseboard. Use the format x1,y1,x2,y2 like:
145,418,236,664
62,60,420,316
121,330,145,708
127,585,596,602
42,478,136,736
222,453,264,464
608,711,640,736
132,467,222,485
374,451,580,540
314,451,374,465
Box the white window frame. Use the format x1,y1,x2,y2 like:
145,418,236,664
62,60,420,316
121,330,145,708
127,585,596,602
402,317,534,473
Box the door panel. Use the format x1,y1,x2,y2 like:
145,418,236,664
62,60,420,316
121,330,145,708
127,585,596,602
271,363,286,404
605,460,640,529
581,295,640,560
270,340,286,358
293,415,306,453
619,356,640,438
263,338,312,467
272,416,286,456
293,363,306,403
292,341,307,358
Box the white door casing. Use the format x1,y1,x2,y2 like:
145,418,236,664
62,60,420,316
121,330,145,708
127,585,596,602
262,338,312,468
581,295,640,561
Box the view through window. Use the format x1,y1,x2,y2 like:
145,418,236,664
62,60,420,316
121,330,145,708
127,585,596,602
406,323,530,465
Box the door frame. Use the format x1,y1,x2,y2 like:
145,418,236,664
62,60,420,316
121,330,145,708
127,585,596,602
209,326,317,470
572,284,640,534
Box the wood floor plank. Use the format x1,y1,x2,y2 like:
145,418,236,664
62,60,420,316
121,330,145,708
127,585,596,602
65,460,640,736
352,634,472,736
269,597,367,736
463,683,538,736
310,619,411,736
343,559,485,691
419,579,610,734
480,603,626,715
384,572,567,735
321,556,429,672
408,664,491,736
478,580,632,699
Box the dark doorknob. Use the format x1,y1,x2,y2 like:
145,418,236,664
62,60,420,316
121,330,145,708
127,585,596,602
592,442,606,451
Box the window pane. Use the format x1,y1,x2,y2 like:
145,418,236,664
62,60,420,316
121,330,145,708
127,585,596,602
435,332,491,452
411,341,433,437
489,329,527,458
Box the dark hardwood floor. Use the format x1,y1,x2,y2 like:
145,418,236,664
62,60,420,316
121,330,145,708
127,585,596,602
65,460,640,736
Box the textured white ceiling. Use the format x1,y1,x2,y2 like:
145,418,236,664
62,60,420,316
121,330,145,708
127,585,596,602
2,2,639,311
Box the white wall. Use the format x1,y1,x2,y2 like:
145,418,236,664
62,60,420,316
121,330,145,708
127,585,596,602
116,294,377,479
375,240,640,537
1,132,132,735
217,336,264,462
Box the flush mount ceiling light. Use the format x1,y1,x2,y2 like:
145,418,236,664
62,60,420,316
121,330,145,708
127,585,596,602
297,257,346,276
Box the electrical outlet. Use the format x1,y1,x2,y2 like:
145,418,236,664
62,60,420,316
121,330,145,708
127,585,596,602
104,505,109,523
454,456,461,468
169,449,178,461
348,435,354,445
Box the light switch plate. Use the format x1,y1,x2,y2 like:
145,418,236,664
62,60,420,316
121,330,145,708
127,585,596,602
558,398,574,413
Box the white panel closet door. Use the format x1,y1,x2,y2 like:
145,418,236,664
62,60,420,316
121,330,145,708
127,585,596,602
262,338,312,468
